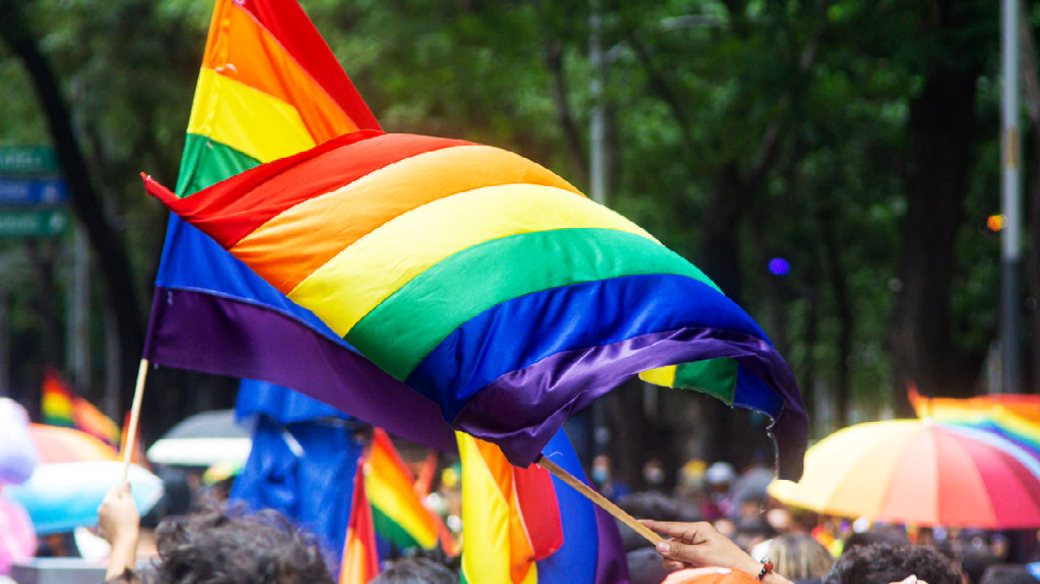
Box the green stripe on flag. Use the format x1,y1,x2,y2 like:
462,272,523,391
371,505,427,550
175,133,261,197
674,358,739,404
349,227,711,380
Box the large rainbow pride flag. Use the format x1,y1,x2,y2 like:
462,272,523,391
142,0,456,452
144,126,807,476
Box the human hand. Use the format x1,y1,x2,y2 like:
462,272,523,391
98,483,140,547
640,520,765,575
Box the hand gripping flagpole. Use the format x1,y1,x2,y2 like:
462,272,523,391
537,455,664,546
121,359,149,483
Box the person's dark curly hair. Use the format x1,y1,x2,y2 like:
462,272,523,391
370,558,456,584
143,504,334,584
823,543,963,584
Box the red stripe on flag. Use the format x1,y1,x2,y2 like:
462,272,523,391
144,132,470,247
231,0,381,132
513,463,563,561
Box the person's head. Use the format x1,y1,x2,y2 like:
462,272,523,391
764,533,834,582
706,462,736,492
734,516,776,553
824,543,963,584
643,458,667,489
146,505,334,584
842,529,911,553
592,455,613,485
370,558,456,584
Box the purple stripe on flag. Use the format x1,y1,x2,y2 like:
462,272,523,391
144,288,458,452
594,503,630,584
454,327,806,480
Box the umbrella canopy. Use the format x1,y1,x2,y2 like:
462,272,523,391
768,419,1040,529
29,424,119,464
5,462,163,534
147,409,252,466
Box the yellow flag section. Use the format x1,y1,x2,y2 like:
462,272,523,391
365,428,439,550
457,432,563,584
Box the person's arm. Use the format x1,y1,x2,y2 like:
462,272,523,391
97,483,141,582
641,520,794,584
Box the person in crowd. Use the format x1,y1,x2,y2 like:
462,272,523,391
843,529,912,553
98,484,335,584
761,533,834,584
702,462,737,521
823,542,964,584
733,516,776,554
591,455,631,502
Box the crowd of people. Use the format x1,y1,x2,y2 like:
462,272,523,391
82,456,1040,584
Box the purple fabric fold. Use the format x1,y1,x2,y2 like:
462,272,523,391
454,327,806,480
144,288,458,453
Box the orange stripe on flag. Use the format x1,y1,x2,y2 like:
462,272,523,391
201,0,358,143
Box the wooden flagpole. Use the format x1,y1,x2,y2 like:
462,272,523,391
537,456,664,546
121,359,149,483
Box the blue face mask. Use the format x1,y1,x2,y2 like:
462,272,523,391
591,468,610,484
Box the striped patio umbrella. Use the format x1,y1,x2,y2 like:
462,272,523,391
769,419,1040,528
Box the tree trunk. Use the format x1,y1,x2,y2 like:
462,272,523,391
543,39,588,187
819,201,852,427
0,0,145,409
889,53,980,412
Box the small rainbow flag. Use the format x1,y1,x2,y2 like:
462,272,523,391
40,368,74,428
41,368,120,447
910,385,1040,454
340,458,380,584
365,428,446,552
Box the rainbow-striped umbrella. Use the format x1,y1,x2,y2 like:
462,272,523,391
769,419,1040,528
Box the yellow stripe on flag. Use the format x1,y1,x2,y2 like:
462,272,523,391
458,432,541,584
286,183,654,337
187,68,316,163
639,365,677,387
